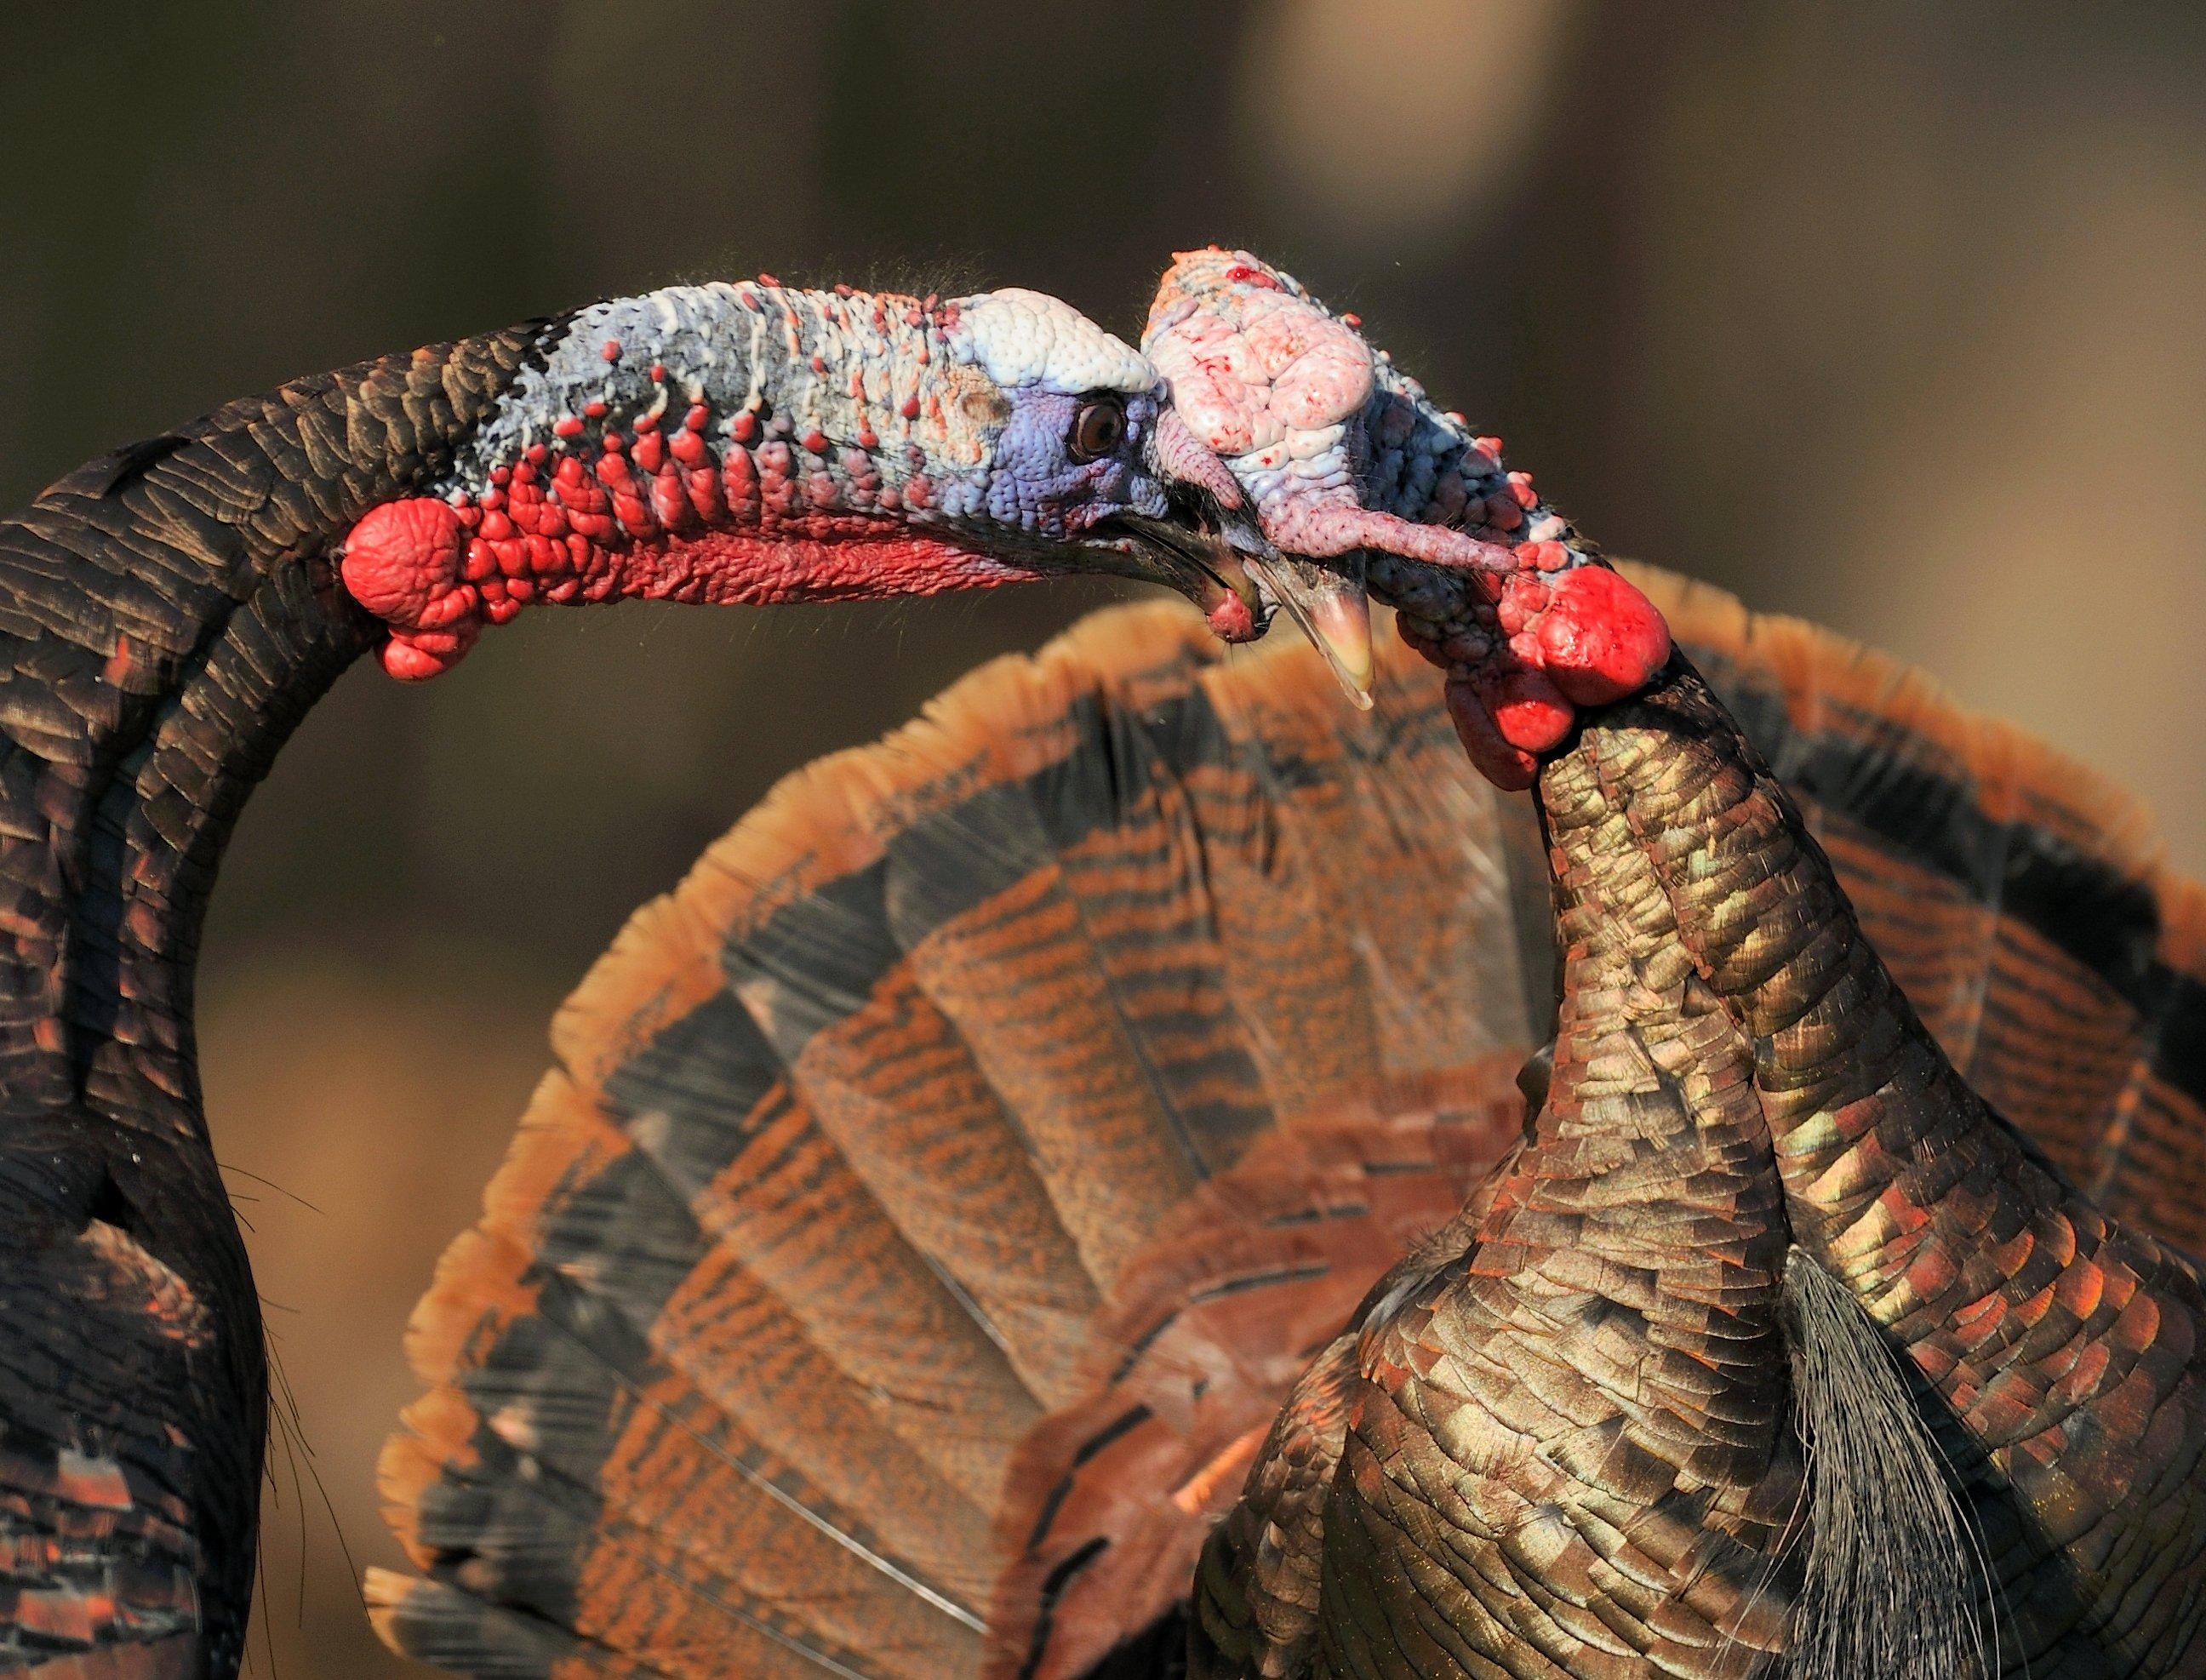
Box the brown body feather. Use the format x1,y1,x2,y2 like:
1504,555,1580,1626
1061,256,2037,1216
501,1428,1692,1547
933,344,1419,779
0,326,542,1676
373,566,2206,1677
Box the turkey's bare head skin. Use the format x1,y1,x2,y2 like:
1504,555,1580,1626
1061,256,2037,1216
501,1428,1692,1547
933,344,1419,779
1144,247,1672,781
340,280,1274,679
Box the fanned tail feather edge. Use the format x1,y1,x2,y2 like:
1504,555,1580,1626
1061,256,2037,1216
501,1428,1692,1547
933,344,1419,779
369,599,1540,1676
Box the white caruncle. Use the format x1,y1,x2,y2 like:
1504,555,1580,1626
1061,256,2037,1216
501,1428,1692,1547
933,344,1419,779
947,288,1157,397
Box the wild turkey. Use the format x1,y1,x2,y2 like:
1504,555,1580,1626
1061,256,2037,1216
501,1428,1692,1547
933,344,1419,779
1143,252,2206,1677
0,277,1274,1677
369,259,2206,1673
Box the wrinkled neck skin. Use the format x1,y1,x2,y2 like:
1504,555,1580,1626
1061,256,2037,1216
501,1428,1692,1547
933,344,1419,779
339,282,1069,680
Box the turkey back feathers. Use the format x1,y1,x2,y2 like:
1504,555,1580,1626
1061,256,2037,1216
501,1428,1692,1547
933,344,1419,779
370,563,2206,1677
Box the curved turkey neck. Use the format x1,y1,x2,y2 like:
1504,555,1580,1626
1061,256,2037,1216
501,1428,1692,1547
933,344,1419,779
0,282,996,1143
1559,655,2206,1660
0,327,540,1136
1511,710,1796,1451
1412,708,1804,1665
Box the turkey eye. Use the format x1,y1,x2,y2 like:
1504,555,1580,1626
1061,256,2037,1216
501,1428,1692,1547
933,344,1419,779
1069,397,1127,462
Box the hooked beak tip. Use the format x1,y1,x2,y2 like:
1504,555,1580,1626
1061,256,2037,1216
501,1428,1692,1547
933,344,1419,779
1249,554,1376,708
1306,586,1375,707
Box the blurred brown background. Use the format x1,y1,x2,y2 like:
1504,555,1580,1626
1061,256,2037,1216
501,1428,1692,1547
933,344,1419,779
3,3,2202,1673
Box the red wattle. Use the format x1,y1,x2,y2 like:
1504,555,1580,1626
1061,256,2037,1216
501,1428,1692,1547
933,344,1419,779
1206,592,1259,643
1443,675,1537,791
1477,666,1574,753
342,499,464,624
1535,565,1672,706
341,499,483,680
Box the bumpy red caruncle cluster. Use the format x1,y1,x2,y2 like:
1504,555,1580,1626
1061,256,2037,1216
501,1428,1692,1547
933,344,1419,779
1371,465,1672,791
341,382,992,680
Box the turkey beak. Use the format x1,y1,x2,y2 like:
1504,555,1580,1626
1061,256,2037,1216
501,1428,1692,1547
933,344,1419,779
1244,551,1375,709
1143,410,1377,703
1108,511,1271,644
1121,407,1279,643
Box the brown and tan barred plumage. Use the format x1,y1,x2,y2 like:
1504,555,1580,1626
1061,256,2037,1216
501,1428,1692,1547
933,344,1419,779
371,563,2206,1677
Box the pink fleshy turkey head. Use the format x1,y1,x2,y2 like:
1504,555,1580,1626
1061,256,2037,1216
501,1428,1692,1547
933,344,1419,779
1144,248,1671,786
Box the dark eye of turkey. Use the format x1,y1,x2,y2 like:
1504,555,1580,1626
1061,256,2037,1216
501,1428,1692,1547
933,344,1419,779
1069,396,1127,462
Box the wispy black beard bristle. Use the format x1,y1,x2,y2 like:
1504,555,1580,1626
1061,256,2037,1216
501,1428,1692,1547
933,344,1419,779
1783,1249,1996,1678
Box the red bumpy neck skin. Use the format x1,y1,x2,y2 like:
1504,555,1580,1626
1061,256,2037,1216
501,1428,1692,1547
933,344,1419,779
1146,249,1671,787
339,427,1017,680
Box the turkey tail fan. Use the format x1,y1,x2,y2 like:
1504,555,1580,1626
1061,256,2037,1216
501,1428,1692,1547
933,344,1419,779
368,599,1546,1678
372,565,2206,1678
